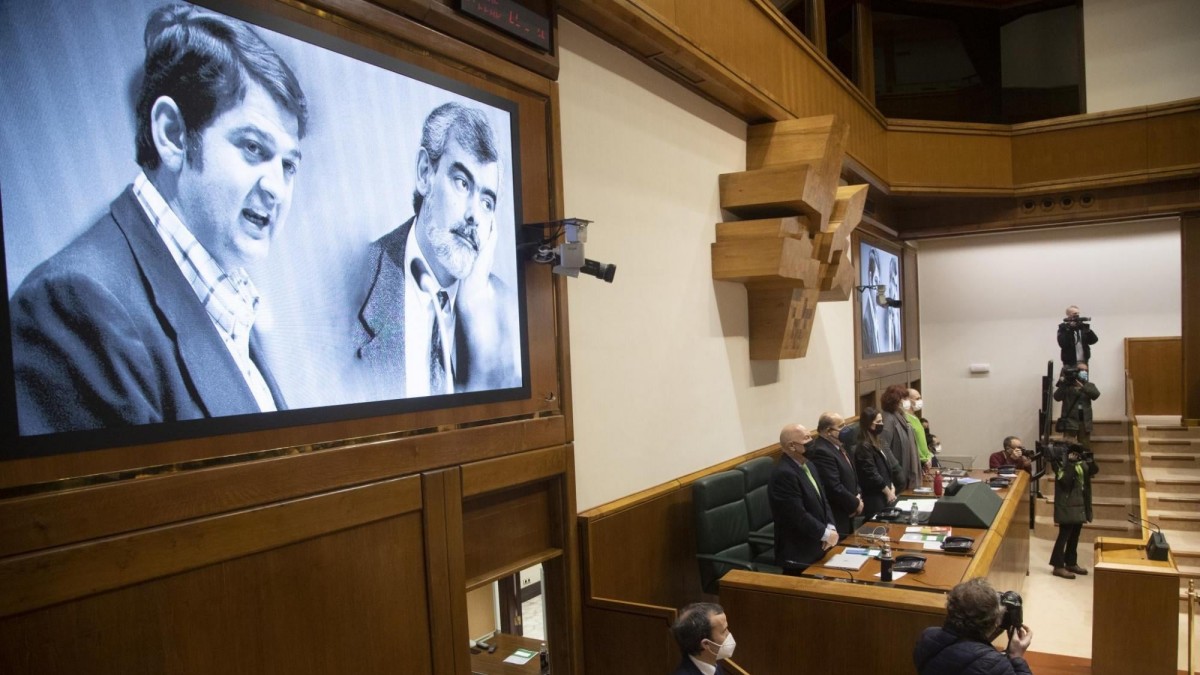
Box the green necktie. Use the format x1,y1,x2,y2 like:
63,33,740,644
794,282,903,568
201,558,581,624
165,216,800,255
802,462,821,497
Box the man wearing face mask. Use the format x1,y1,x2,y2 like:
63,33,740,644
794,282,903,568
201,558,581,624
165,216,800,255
989,437,1032,473
1057,305,1098,367
913,578,1034,675
670,602,736,675
1054,363,1100,448
808,412,864,539
769,424,839,574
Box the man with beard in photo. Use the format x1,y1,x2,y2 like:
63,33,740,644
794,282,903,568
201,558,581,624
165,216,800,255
354,102,518,397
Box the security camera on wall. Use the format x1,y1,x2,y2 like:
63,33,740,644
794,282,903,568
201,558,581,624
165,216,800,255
525,218,617,283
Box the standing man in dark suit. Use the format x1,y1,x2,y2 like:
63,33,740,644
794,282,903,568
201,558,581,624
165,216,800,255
1057,305,1098,366
769,423,838,574
10,4,306,435
669,602,735,675
354,102,519,399
809,412,864,540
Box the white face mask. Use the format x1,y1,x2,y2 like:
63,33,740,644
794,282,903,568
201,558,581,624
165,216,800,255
913,399,923,412
706,633,736,660
901,399,913,412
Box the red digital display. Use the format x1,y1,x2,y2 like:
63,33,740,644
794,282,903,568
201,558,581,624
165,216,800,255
459,0,552,52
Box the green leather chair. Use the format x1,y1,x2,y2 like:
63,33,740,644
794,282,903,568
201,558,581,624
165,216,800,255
735,456,776,565
692,470,780,594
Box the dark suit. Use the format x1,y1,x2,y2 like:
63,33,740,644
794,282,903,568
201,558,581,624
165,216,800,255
11,187,285,435
768,455,835,569
353,217,507,398
1057,324,1097,365
881,410,920,492
808,436,861,536
670,656,725,675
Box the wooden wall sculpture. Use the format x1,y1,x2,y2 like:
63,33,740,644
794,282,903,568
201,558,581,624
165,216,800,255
712,115,868,359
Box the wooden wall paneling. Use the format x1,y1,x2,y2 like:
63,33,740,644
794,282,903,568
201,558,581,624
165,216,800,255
1146,102,1200,176
462,481,557,584
0,478,430,674
0,475,421,618
1011,116,1148,189
461,445,568,498
1124,337,1183,416
0,417,565,559
542,445,583,675
423,468,471,675
902,244,920,365
1184,213,1200,425
582,600,678,675
887,124,1013,194
718,572,946,675
1091,564,1181,675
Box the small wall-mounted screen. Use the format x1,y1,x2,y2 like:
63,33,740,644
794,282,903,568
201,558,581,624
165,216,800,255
0,0,530,457
859,240,902,357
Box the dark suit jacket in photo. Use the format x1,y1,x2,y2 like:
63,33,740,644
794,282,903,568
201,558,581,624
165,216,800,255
10,187,286,436
353,217,509,399
768,455,835,569
808,436,861,536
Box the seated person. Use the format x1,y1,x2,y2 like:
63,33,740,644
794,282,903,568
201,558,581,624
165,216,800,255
670,602,736,675
913,578,1033,675
989,436,1032,473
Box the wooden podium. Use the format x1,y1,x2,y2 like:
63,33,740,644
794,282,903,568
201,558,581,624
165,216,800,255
1092,537,1180,675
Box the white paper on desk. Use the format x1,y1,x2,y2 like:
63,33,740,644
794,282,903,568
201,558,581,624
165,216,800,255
955,477,981,484
899,533,924,543
874,571,907,580
825,553,870,570
923,541,945,551
504,648,538,665
894,498,937,513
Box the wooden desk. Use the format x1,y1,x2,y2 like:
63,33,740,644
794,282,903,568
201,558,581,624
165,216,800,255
470,633,545,675
1092,537,1179,675
719,472,1029,675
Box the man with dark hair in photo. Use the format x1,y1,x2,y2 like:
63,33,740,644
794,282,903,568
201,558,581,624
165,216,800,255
669,602,736,675
913,578,1034,675
354,101,518,398
10,3,307,434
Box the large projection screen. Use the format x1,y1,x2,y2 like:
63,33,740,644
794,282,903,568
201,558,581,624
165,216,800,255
859,240,902,358
0,0,529,457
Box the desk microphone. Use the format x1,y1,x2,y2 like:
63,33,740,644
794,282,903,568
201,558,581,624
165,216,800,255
1126,513,1171,562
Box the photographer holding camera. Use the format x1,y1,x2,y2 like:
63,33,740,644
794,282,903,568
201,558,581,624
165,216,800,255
1048,442,1099,579
1054,363,1101,448
1057,305,1098,367
913,578,1033,675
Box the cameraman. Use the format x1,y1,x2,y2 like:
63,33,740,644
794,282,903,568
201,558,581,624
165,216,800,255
1057,305,1098,366
913,578,1033,675
1054,363,1100,448
1049,442,1099,579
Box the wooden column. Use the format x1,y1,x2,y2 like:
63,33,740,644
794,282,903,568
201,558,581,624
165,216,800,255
1184,212,1200,425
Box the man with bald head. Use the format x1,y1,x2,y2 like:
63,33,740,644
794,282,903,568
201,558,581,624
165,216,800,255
769,423,838,574
808,412,863,539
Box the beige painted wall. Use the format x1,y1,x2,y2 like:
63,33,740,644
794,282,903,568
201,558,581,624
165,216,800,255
918,219,1181,468
558,20,857,511
1084,0,1200,112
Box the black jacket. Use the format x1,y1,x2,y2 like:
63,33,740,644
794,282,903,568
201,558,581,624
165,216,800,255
808,436,861,536
1057,324,1098,365
768,455,835,569
855,438,901,518
913,627,1032,675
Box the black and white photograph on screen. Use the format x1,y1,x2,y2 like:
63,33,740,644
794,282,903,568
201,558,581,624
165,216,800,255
0,0,527,455
859,241,902,356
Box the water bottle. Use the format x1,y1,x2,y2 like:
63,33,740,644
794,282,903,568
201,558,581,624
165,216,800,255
909,502,920,525
933,470,944,497
880,544,894,582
